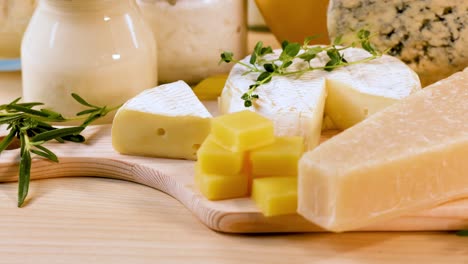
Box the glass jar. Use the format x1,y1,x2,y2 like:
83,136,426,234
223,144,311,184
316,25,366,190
0,0,36,58
137,0,247,84
21,0,158,123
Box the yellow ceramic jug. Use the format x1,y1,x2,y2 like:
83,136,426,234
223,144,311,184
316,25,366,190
255,0,329,44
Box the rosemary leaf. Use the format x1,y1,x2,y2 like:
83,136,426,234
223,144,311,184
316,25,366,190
0,97,21,109
18,132,31,207
0,128,17,152
60,134,86,143
71,93,99,108
30,126,84,143
0,114,23,125
0,94,119,207
76,109,98,116
6,104,50,117
39,109,65,121
15,102,44,108
30,145,58,163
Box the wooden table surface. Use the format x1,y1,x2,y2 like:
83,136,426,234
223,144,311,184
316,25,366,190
1,32,467,264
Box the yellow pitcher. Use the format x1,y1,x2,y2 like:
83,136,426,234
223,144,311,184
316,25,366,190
255,0,329,44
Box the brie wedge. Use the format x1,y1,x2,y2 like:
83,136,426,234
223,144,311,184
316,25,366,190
220,47,421,149
112,81,212,160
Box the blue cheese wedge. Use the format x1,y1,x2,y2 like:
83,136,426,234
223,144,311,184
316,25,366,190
220,47,421,149
112,81,212,160
328,0,468,86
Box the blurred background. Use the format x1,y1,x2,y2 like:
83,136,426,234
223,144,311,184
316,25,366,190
0,0,332,59
2,0,464,108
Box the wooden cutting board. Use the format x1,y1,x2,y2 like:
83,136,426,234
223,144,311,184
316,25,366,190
0,101,467,233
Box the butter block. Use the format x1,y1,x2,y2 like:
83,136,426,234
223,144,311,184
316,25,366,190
196,169,249,201
249,136,304,177
252,177,298,217
298,68,468,232
197,136,244,175
211,110,275,152
112,81,211,160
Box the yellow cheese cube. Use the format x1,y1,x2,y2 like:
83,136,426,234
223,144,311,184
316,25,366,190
196,169,249,201
252,177,297,217
211,110,275,152
197,136,244,175
249,136,304,177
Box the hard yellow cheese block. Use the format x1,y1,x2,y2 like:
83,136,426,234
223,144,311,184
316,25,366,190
195,167,249,201
298,68,468,232
197,136,245,175
249,136,304,177
211,110,275,152
252,177,298,217
112,81,211,160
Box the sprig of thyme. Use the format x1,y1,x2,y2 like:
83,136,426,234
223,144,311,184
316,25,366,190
0,94,120,207
220,29,387,107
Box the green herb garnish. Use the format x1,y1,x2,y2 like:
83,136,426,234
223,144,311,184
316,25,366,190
220,29,387,107
0,94,120,207
456,230,468,236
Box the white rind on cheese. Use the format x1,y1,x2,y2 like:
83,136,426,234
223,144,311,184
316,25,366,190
220,47,421,148
121,80,211,118
328,0,468,86
298,68,468,232
324,48,421,129
326,48,420,97
220,63,327,150
112,81,212,160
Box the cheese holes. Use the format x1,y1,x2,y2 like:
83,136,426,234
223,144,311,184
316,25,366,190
363,108,369,116
192,144,201,156
156,128,166,136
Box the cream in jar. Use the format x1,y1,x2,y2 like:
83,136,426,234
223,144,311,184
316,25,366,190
21,0,157,123
137,0,247,84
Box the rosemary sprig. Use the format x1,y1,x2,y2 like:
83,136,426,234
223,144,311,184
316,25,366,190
0,94,120,207
220,29,388,107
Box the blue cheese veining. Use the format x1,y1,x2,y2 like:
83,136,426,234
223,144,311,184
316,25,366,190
328,0,468,86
